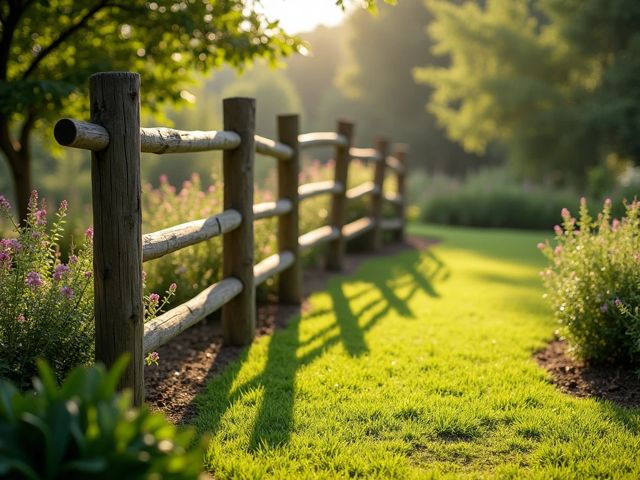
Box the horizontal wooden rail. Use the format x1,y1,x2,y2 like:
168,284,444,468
299,225,340,251
298,132,348,149
298,180,344,201
349,147,382,162
143,277,243,353
253,251,295,287
253,199,293,220
381,218,404,231
54,118,242,153
383,192,403,206
142,209,242,262
386,155,405,174
255,135,294,160
346,181,380,201
342,217,375,241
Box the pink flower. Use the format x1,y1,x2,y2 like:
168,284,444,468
612,219,620,231
25,271,43,289
53,264,70,281
85,227,94,241
604,198,612,208
17,314,25,323
159,174,168,184
149,293,160,304
0,195,10,211
600,303,608,313
59,200,68,213
35,209,47,225
60,286,74,299
149,351,159,362
142,271,147,282
69,255,78,265
580,197,587,207
554,225,562,235
169,282,177,293
537,242,545,250
28,191,38,210
554,246,562,255
561,208,571,219
614,298,623,308
84,271,92,279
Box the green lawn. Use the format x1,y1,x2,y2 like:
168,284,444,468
193,225,640,479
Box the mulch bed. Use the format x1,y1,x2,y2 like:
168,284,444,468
535,338,640,408
144,236,434,424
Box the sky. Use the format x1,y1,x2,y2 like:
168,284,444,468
258,0,349,33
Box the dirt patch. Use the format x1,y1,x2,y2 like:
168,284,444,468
144,236,436,424
535,338,640,408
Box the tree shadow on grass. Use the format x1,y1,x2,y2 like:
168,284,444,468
195,248,448,451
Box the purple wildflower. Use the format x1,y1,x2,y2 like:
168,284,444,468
85,227,94,241
59,200,68,213
0,251,11,267
17,314,26,323
614,298,623,308
600,303,608,313
0,195,10,211
169,282,177,293
26,271,43,289
69,255,78,265
35,209,47,225
149,293,160,304
53,264,70,281
60,286,74,299
84,271,92,279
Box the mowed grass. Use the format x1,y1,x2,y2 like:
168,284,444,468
193,225,640,479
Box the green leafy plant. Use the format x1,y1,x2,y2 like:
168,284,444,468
0,192,94,389
539,198,640,364
0,356,206,479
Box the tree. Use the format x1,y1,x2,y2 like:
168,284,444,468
416,0,640,184
0,0,391,220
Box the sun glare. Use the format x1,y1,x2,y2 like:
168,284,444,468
258,0,348,33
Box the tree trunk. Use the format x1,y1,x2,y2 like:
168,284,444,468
8,152,32,221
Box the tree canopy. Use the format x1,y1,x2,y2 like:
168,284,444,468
417,0,640,184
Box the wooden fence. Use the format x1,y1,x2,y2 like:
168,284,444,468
53,72,408,405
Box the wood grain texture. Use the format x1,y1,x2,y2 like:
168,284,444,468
367,138,389,251
326,120,354,271
222,98,256,346
142,209,242,262
277,115,302,304
298,180,344,201
254,251,295,287
253,199,292,221
298,131,348,148
298,225,340,251
255,134,294,160
143,278,243,353
90,72,144,405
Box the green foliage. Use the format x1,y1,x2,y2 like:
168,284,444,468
0,192,94,389
420,168,580,229
539,198,640,364
418,0,640,183
193,224,640,477
0,357,205,479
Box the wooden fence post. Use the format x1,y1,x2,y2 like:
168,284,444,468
222,97,256,345
367,137,389,251
277,114,302,304
393,145,409,243
326,120,354,271
90,72,144,406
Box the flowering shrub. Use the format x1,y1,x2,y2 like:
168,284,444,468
0,192,94,388
539,198,640,365
142,161,375,305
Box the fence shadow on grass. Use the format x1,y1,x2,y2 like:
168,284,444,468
193,247,449,451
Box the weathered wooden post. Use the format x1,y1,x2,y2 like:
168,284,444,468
393,144,409,243
326,120,354,271
367,137,389,251
90,72,144,405
277,114,302,304
222,97,256,345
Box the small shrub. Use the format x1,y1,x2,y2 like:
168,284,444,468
0,192,94,389
0,356,206,479
539,198,640,364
